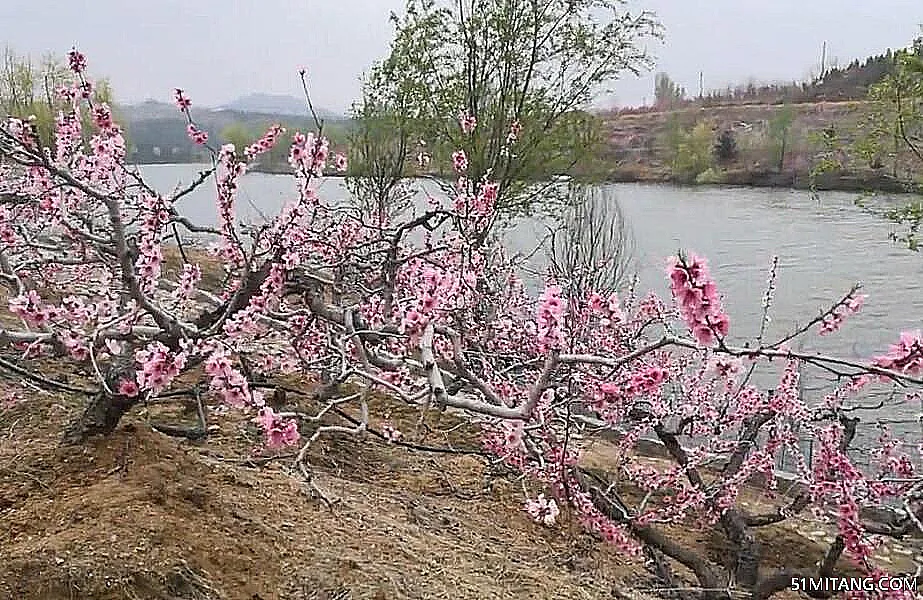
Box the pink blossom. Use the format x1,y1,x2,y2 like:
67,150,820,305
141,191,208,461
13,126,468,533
627,366,668,396
872,330,923,377
104,339,124,356
205,350,256,408
60,329,89,361
381,423,402,443
588,293,606,313
819,292,866,335
67,48,87,74
502,420,525,450
92,104,114,130
134,342,187,395
253,407,300,448
587,291,625,327
668,253,730,345
473,182,498,215
507,120,522,144
458,111,477,134
288,131,330,176
708,355,743,379
243,124,285,161
524,494,560,526
9,290,52,327
118,378,139,398
186,123,208,145
77,83,92,103
401,308,424,335
173,88,192,110
536,284,566,351
452,150,468,173
173,263,202,301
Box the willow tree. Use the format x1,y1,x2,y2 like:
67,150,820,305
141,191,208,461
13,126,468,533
375,0,660,228
345,63,417,223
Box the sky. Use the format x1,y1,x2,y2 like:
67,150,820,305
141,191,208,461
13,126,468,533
1,0,921,113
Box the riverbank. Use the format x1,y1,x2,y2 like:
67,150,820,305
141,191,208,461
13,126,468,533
248,162,922,199
4,379,919,599
600,165,923,195
166,161,923,196
597,100,922,195
0,389,649,599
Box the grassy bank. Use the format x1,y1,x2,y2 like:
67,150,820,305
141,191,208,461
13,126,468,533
601,164,923,194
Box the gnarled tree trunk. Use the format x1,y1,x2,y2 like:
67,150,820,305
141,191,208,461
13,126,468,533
63,391,138,444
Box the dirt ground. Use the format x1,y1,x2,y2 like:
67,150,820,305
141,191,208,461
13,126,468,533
0,382,919,599
0,386,651,600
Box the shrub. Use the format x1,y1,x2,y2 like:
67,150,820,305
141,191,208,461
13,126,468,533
670,121,715,181
713,129,738,164
695,166,726,184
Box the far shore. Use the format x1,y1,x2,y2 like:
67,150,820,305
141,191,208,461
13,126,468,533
136,160,923,196
599,167,923,195
248,162,923,195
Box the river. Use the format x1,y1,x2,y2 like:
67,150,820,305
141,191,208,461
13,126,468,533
139,163,923,462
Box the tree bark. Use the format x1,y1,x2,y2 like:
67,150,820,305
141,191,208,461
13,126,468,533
62,392,138,444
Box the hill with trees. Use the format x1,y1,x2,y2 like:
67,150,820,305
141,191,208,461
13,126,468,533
595,35,923,192
118,99,349,166
219,93,342,120
628,42,921,115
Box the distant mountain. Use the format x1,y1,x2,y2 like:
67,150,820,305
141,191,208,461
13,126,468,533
117,96,353,165
121,99,181,120
219,93,343,120
120,94,344,122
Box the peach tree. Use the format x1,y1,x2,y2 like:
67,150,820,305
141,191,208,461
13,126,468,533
0,50,922,599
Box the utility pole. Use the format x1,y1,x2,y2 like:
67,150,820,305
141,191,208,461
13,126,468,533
820,41,827,80
699,71,704,98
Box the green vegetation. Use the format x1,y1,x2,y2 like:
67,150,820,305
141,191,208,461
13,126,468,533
598,34,923,193
344,61,416,220
767,104,795,172
1,47,117,148
220,122,253,152
664,121,714,182
713,129,738,164
861,36,923,249
365,0,660,223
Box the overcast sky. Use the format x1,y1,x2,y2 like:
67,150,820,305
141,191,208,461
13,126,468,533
1,0,920,113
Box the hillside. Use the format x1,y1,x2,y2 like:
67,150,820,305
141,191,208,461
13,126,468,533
0,382,646,599
119,100,349,164
594,100,922,192
636,41,919,113
5,381,921,599
6,362,923,599
219,93,342,121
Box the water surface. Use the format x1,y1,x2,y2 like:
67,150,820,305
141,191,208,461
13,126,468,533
140,164,923,457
